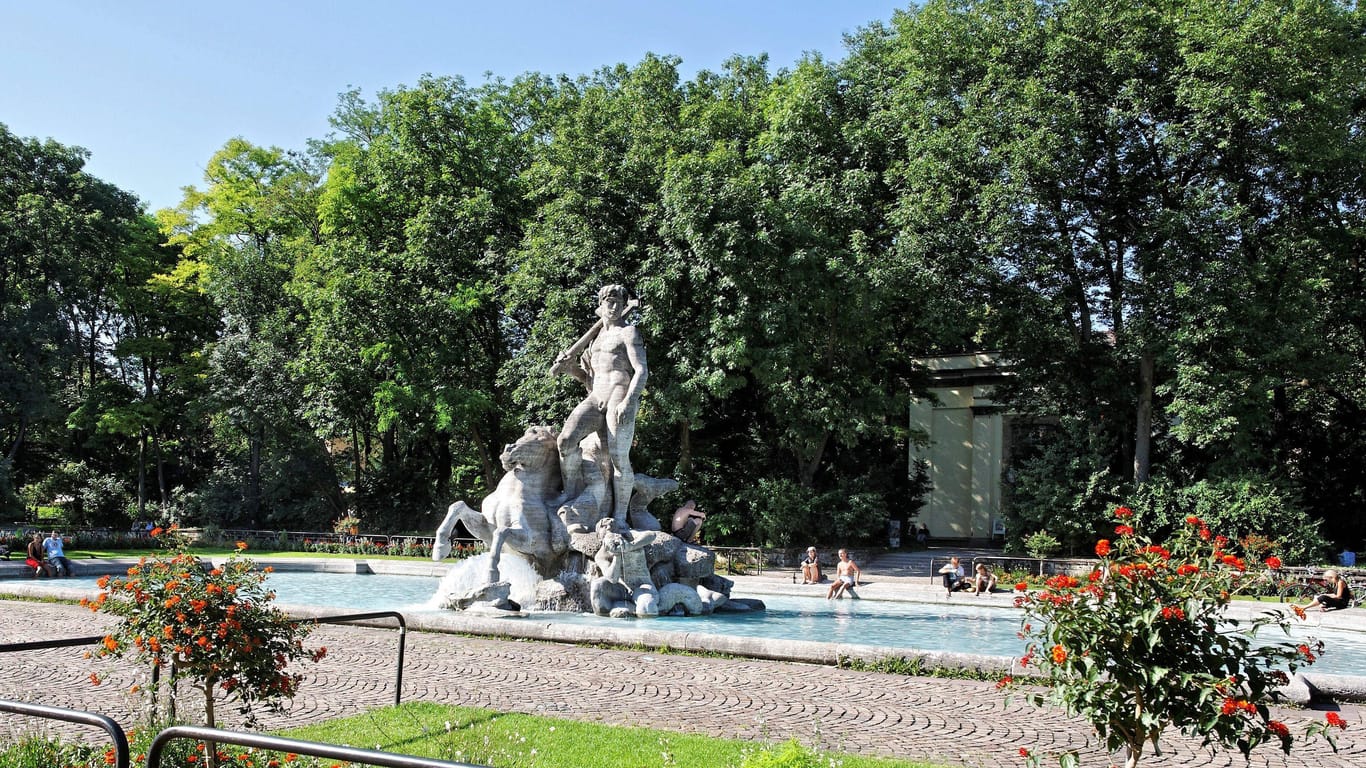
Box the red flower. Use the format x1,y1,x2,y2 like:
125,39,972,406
1264,556,1282,570
1268,720,1290,737
1014,581,1028,592
1325,712,1347,729
89,672,102,686
1176,563,1200,576
1019,747,1030,757
1185,515,1201,526
1114,506,1133,519
996,675,1013,690
1095,539,1111,557
1298,644,1318,663
1115,524,1134,537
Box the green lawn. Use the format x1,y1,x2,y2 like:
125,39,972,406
0,701,952,768
278,701,946,768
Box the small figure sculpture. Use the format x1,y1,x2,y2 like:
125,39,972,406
551,284,647,528
589,518,658,617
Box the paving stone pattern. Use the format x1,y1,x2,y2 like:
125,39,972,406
1,601,1362,767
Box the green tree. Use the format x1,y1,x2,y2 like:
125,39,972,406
860,0,1366,546
162,138,335,528
301,75,533,527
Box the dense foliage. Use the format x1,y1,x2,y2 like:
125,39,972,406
2,0,1363,554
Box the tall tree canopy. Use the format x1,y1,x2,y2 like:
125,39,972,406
3,1,1362,556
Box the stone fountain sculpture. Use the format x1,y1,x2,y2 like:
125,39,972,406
433,284,744,617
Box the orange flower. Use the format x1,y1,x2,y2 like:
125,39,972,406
1095,539,1111,557
236,540,249,550
103,635,118,652
1292,604,1307,620
1264,556,1282,570
96,575,111,589
150,526,164,537
89,672,102,686
1051,644,1067,664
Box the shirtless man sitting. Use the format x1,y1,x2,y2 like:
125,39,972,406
827,548,861,599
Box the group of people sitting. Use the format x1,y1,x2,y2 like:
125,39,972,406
802,547,1002,599
23,530,74,578
939,556,996,597
800,546,863,599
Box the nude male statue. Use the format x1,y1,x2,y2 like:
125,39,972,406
551,284,648,529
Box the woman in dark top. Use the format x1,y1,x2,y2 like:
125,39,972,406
1305,570,1354,612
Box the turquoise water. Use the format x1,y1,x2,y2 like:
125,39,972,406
25,572,1366,677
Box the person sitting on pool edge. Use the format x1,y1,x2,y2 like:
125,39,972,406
1299,569,1354,612
827,548,861,599
969,562,997,595
939,556,966,597
800,546,823,584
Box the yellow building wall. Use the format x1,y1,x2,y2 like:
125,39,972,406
909,357,1009,541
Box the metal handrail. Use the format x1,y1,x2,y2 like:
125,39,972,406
146,725,487,768
300,611,407,706
1,699,130,768
0,613,408,707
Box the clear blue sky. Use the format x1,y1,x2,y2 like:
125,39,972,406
1,1,907,212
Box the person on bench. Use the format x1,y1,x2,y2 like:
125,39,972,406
800,546,823,584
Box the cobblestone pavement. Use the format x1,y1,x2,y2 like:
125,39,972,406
1,600,1362,767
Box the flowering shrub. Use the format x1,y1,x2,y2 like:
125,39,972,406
1004,506,1339,768
84,528,324,739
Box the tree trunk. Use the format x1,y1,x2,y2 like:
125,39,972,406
154,431,168,505
434,430,452,498
137,432,148,516
797,432,829,488
204,682,218,768
6,413,25,462
1134,349,1153,484
675,419,692,475
248,425,263,525
470,424,499,491
350,424,362,494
